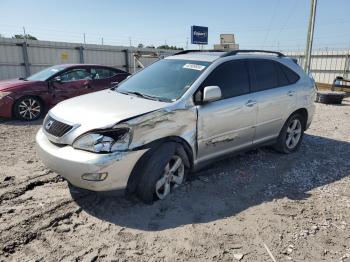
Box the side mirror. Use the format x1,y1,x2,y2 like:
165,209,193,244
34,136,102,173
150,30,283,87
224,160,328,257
53,76,62,83
202,86,222,103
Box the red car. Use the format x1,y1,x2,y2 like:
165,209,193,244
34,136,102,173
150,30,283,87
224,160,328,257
0,64,130,121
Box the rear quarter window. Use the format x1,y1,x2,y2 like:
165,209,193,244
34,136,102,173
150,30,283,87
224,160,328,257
274,63,290,87
279,63,300,84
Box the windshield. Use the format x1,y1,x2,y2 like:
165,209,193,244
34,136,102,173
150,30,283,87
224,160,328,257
117,59,210,102
26,65,68,81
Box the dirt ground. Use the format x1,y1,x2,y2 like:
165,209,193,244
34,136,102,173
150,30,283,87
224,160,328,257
0,100,349,262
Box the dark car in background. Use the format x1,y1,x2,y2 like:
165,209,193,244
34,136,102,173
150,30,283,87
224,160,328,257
0,64,130,121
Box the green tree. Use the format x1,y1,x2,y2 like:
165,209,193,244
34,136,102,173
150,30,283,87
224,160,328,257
12,34,38,40
157,45,183,50
137,43,144,48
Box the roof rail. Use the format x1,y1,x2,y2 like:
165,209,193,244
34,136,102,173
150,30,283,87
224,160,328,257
173,49,226,56
222,49,285,57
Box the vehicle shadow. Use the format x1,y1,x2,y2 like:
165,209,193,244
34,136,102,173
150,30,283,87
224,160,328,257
0,118,43,126
70,134,350,231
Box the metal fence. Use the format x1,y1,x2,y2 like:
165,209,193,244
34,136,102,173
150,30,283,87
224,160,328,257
0,37,350,84
285,49,350,84
0,37,178,80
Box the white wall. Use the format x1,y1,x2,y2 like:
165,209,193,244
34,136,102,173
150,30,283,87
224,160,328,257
1,37,349,84
0,37,178,80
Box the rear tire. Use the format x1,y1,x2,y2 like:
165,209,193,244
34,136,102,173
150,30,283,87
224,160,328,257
274,113,305,154
136,142,189,204
14,96,43,121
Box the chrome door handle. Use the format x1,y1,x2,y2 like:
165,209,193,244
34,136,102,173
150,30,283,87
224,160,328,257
245,100,257,107
287,90,295,96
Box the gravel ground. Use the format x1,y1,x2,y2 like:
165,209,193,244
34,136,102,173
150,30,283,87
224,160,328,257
0,100,349,262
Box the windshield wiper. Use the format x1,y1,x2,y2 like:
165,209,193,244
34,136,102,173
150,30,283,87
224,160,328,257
119,91,169,102
110,83,119,90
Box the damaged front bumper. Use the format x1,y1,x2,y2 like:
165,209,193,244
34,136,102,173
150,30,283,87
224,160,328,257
35,128,148,191
0,96,14,118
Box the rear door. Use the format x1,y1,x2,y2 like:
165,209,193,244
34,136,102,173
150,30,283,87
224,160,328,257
90,67,129,91
51,67,92,105
248,59,299,144
196,60,257,162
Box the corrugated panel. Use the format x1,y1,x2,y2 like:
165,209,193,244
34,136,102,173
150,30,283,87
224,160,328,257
84,49,125,67
1,37,346,84
28,46,79,66
286,49,350,84
0,44,23,64
0,65,25,79
0,37,178,80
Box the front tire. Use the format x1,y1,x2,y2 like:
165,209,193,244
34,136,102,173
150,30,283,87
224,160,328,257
274,114,304,154
14,96,43,121
136,142,189,204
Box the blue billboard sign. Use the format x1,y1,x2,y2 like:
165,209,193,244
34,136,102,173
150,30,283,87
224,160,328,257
191,26,208,45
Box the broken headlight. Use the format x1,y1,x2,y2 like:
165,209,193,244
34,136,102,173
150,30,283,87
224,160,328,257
0,92,11,99
72,125,132,153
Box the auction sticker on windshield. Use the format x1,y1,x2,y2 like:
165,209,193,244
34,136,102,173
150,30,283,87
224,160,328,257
183,63,206,71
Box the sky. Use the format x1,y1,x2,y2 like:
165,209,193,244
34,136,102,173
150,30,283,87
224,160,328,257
0,0,349,51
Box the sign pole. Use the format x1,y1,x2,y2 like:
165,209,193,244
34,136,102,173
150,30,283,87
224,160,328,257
304,0,317,74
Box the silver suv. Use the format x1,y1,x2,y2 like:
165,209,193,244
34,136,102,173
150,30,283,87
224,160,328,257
36,50,316,203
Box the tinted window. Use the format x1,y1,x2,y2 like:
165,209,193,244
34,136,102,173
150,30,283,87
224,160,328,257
60,69,91,82
274,63,290,87
91,68,117,79
202,60,250,99
280,64,300,84
250,60,278,92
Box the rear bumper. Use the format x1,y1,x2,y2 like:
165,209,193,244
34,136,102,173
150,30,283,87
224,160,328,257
306,103,316,130
36,128,148,191
0,97,14,118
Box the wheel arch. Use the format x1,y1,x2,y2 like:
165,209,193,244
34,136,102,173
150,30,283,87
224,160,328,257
12,95,46,119
290,107,308,130
125,136,194,195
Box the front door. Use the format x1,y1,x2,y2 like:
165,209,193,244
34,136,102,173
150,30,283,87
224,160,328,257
196,60,257,163
51,68,92,105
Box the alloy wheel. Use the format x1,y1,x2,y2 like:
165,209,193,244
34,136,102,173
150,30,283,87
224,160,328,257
286,119,302,149
155,155,185,199
18,98,41,120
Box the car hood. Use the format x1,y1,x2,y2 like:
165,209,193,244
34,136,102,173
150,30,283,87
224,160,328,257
0,79,41,91
49,89,169,129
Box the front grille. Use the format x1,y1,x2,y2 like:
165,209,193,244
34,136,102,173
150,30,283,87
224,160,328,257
44,116,73,137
